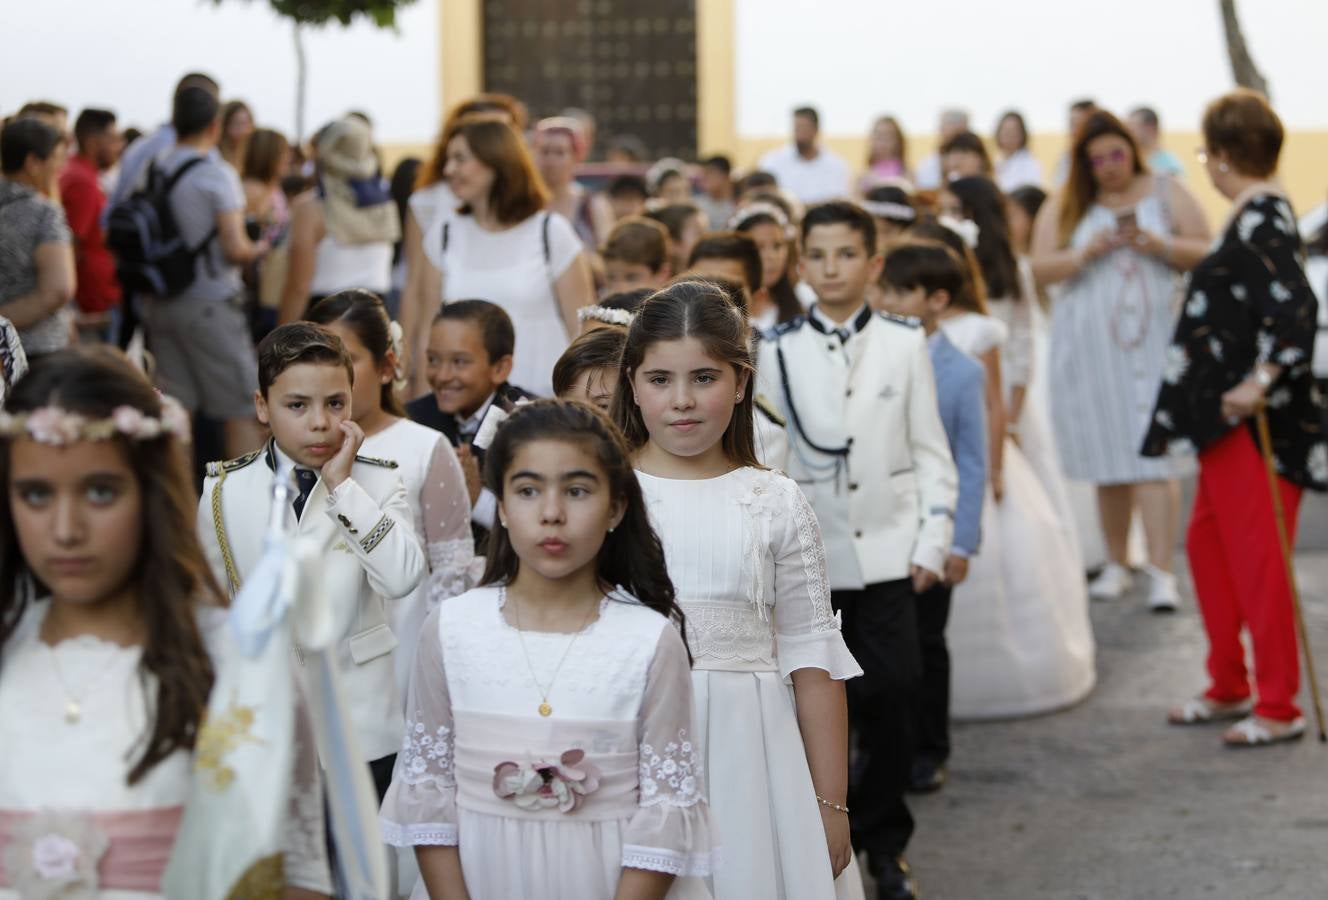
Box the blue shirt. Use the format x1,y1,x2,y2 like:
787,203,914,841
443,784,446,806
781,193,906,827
927,330,988,557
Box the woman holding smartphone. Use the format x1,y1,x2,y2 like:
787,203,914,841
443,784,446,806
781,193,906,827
1030,110,1210,613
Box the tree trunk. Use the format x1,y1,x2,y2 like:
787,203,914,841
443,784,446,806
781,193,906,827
293,21,308,144
1218,0,1271,98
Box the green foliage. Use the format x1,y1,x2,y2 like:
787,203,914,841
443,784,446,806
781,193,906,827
217,0,416,28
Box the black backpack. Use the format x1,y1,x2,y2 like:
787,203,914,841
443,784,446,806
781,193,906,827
106,157,217,298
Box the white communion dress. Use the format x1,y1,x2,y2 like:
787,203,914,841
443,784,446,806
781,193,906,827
0,600,329,898
939,313,1096,718
379,587,717,900
637,466,866,900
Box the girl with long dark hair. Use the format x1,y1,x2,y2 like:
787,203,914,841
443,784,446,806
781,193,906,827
612,281,864,900
731,201,805,328
0,348,330,897
307,289,476,697
380,399,716,900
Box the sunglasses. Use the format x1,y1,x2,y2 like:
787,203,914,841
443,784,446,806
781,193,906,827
1089,148,1128,169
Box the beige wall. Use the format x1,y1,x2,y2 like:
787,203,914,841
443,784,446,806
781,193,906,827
730,130,1328,225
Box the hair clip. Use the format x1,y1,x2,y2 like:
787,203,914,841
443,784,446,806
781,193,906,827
577,305,636,328
0,395,192,446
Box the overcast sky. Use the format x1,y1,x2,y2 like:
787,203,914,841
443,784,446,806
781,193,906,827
2,0,1324,143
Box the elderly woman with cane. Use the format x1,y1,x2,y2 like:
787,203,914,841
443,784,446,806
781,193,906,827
1142,89,1327,747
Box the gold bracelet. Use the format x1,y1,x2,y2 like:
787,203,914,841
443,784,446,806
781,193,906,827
816,795,849,814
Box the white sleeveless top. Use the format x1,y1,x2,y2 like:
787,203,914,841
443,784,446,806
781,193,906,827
308,234,392,295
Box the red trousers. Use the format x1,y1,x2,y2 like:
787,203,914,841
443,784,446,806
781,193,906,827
1188,426,1303,721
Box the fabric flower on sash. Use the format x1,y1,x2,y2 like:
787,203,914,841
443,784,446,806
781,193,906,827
493,750,602,814
3,811,109,900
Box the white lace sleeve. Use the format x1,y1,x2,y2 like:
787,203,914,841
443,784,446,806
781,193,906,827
621,625,718,878
772,477,863,683
999,294,1033,390
379,608,458,847
421,436,476,605
282,678,333,893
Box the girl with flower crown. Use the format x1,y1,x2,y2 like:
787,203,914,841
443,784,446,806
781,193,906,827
0,347,331,898
612,282,865,900
308,289,477,699
379,399,717,900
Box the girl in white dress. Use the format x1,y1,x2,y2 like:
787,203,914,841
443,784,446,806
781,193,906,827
0,349,330,898
916,219,1096,719
380,400,717,900
309,290,477,696
611,282,865,900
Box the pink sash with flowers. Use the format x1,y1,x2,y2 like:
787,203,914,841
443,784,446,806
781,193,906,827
453,711,640,822
0,806,183,893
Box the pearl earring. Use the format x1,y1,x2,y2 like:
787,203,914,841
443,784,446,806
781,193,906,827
1218,162,1230,173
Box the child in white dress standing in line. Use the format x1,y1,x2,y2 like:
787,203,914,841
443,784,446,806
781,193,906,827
380,400,717,900
612,281,865,900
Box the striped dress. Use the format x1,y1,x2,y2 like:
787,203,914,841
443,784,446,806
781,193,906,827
1049,192,1195,484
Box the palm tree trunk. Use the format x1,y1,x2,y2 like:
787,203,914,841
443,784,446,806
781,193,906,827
1218,0,1271,98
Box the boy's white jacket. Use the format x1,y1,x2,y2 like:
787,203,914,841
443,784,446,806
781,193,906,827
197,441,427,761
757,311,957,584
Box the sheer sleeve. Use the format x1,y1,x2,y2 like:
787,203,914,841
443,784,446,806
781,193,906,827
283,678,334,893
770,476,863,683
999,286,1034,390
379,607,458,847
420,436,476,604
621,624,718,878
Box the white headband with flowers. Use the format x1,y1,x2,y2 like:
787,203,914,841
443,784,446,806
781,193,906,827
0,395,191,446
577,305,636,328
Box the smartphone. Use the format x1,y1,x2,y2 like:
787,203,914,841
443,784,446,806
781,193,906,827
1116,209,1138,232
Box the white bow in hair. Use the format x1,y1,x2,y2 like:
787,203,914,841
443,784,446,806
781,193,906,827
473,398,532,451
937,215,981,249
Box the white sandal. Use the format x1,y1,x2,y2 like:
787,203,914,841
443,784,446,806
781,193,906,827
1167,697,1252,725
1222,715,1306,747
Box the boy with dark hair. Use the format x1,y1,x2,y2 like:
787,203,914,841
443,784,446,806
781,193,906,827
199,322,425,798
407,299,535,539
757,201,957,900
606,172,649,220
686,231,762,299
878,241,988,796
601,216,671,295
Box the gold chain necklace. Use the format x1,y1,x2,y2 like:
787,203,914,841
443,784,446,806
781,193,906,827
46,643,102,724
506,586,600,718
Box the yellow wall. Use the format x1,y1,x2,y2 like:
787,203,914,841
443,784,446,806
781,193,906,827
727,130,1328,226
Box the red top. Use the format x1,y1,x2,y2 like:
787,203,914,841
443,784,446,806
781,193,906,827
59,154,122,312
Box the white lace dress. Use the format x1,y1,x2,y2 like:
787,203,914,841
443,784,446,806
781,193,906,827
0,600,329,898
379,587,717,900
362,418,476,700
939,313,1096,718
637,467,866,900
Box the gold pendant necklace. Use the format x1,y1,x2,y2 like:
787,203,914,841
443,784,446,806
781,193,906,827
47,645,90,724
508,586,600,718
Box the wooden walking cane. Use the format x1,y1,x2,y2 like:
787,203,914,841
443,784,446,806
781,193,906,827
1253,408,1328,742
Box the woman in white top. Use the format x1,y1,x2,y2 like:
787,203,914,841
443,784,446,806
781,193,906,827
414,115,595,397
993,110,1044,193
307,290,477,696
400,95,529,398
279,117,398,325
613,282,865,900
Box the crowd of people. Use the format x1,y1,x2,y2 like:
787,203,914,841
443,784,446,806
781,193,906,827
0,70,1326,900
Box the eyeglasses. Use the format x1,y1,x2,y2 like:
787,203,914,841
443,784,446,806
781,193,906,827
1088,148,1128,169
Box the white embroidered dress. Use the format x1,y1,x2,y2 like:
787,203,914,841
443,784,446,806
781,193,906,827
361,418,476,699
637,467,866,900
379,587,717,900
940,313,1096,718
0,601,329,898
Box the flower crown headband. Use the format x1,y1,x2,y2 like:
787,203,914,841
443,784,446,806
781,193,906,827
728,201,796,240
577,305,636,328
0,395,192,446
861,199,917,223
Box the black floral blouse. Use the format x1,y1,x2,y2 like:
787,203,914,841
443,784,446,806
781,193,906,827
1141,193,1327,491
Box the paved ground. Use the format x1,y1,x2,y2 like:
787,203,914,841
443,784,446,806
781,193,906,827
901,500,1328,900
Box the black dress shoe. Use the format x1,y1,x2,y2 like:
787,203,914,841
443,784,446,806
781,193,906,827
876,856,919,900
907,757,947,794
